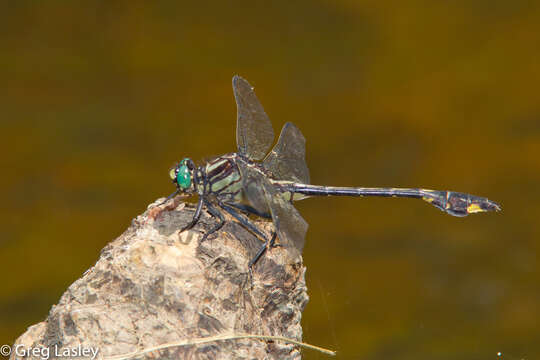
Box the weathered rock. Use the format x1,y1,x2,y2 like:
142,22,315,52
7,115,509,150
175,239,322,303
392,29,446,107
11,199,308,360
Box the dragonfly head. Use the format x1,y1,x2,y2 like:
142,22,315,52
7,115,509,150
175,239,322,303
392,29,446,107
169,158,196,194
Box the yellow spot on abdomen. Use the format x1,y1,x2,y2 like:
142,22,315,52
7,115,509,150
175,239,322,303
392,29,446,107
467,203,483,213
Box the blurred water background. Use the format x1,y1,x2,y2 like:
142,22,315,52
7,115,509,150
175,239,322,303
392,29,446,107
0,2,538,359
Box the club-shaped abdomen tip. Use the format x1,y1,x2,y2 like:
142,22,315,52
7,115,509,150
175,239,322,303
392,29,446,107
422,191,501,217
467,197,502,214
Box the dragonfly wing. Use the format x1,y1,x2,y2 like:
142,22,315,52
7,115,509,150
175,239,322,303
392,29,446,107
262,180,308,262
237,160,307,261
263,122,310,184
233,75,275,161
236,161,272,215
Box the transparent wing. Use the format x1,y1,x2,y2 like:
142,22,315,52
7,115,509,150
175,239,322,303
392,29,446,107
263,122,310,184
237,160,308,261
233,75,275,161
236,161,270,215
262,180,308,261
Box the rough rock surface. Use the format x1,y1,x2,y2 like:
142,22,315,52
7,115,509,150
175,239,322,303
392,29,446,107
11,198,308,359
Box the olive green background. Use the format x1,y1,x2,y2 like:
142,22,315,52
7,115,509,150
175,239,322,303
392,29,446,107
1,2,538,359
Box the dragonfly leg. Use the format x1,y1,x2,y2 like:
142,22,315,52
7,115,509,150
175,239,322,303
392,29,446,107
219,203,269,240
219,203,274,268
248,232,277,268
158,189,179,206
201,200,226,242
223,202,272,219
180,197,204,232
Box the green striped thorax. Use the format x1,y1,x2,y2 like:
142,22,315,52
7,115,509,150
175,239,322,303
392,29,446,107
170,158,195,193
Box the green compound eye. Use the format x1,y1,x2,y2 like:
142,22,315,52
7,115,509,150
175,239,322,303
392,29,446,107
176,161,191,189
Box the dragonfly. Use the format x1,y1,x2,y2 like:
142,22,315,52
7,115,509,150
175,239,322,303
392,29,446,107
164,75,501,267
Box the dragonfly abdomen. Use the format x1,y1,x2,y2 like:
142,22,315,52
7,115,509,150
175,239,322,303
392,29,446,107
282,183,501,217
